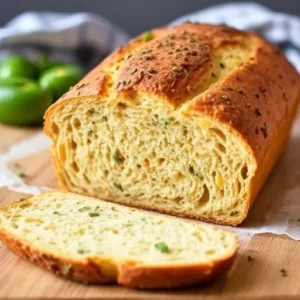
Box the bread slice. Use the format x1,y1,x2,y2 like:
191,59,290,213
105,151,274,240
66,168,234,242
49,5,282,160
0,191,237,289
44,23,300,225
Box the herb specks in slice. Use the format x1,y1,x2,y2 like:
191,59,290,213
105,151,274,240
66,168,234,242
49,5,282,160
19,197,26,202
155,242,170,253
89,212,100,217
189,165,196,176
160,118,171,126
113,151,124,165
78,206,91,212
230,211,239,216
18,172,27,179
87,130,93,137
113,182,123,192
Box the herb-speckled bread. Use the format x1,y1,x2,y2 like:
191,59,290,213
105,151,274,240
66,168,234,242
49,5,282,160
0,191,237,289
44,23,300,225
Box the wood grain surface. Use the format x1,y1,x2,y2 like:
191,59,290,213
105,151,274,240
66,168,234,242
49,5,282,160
0,122,299,299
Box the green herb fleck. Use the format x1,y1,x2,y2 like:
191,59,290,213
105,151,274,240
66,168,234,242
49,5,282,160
78,206,91,212
131,68,138,75
189,37,197,43
18,172,27,179
148,68,156,74
113,152,124,165
89,212,100,217
280,268,288,277
189,166,196,176
164,41,174,47
88,130,93,137
53,211,60,215
144,55,153,60
230,211,239,216
220,63,225,69
113,182,123,192
247,255,253,262
143,31,153,41
126,54,132,60
211,72,216,78
137,164,142,168
160,118,171,126
78,249,85,254
172,66,180,72
19,197,26,202
143,49,152,54
102,116,108,122
155,242,170,253
222,95,229,101
88,108,96,114
184,69,189,78
64,264,73,274
169,33,175,39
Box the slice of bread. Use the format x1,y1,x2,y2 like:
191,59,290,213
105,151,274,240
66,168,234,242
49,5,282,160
44,23,300,226
0,191,238,289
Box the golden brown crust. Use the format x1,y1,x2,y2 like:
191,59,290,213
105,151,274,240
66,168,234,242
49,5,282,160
0,228,112,284
117,253,236,289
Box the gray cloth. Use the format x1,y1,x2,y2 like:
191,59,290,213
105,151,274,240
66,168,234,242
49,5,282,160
0,12,129,70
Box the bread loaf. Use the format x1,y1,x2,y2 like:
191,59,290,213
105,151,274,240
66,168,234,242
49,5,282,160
44,23,300,225
0,191,237,289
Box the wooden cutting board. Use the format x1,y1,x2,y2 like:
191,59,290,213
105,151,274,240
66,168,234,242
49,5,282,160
0,123,300,299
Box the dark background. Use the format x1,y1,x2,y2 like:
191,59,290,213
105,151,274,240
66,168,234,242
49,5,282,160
1,0,300,36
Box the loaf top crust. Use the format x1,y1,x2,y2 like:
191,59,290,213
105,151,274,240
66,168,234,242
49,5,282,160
44,23,300,163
